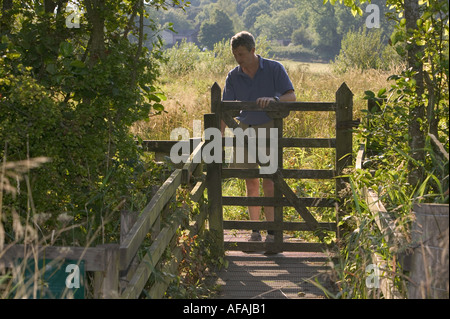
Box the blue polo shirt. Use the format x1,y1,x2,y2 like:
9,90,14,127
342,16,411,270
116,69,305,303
222,55,294,125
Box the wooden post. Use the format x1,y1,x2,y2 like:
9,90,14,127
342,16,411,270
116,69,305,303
120,211,139,243
273,117,283,252
335,82,353,240
211,82,221,113
119,211,139,293
211,82,222,134
206,82,224,256
94,244,120,298
409,204,449,299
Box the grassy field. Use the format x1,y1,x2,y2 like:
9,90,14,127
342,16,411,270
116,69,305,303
132,60,397,140
131,60,398,241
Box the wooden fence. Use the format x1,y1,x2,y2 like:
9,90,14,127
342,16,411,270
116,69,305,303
206,82,356,253
0,81,358,298
355,143,406,299
0,140,208,299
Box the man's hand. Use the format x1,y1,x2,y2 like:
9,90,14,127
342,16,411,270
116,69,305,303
256,90,296,108
256,97,276,108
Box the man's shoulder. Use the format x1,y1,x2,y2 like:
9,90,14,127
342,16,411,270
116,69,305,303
261,57,285,70
227,65,240,77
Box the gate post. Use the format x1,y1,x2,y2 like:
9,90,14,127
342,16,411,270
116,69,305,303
335,82,353,240
94,244,120,298
273,117,284,251
206,83,224,256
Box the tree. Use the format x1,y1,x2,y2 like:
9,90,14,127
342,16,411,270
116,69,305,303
296,0,342,58
198,9,234,49
0,0,188,244
254,10,300,42
325,0,449,186
309,1,340,57
291,26,313,47
242,0,270,31
403,0,426,185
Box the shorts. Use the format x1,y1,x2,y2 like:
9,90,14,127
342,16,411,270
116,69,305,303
228,120,275,169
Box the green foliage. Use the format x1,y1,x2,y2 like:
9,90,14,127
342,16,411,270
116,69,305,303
242,1,270,31
268,44,317,62
324,0,449,299
161,40,202,76
161,36,272,76
154,0,397,61
163,190,226,299
0,0,188,245
332,27,402,73
360,87,449,204
254,10,300,42
331,134,447,298
197,9,234,50
331,176,409,298
165,229,223,298
291,27,314,47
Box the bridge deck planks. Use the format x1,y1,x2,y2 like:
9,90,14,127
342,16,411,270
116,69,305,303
212,231,335,299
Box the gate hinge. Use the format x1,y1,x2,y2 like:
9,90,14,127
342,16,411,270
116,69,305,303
336,119,361,129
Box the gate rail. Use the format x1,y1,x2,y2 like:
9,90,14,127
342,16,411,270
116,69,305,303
206,82,355,253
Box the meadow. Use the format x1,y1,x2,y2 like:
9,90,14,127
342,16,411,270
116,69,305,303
131,47,400,241
132,59,396,141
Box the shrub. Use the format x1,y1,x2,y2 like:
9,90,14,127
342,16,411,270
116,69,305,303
0,2,167,246
332,27,402,73
291,27,313,48
162,40,202,76
162,36,273,76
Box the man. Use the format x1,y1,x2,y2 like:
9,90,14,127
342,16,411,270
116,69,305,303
222,31,296,243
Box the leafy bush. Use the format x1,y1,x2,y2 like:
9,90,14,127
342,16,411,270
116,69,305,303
332,27,402,73
161,40,202,76
0,1,170,246
291,27,313,48
161,36,273,76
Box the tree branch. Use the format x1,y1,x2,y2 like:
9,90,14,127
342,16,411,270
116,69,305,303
85,0,106,67
130,0,144,87
122,0,141,39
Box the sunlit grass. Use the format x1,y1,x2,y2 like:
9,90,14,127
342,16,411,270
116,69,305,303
131,55,398,241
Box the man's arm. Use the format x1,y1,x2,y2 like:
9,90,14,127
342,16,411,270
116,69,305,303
256,89,296,108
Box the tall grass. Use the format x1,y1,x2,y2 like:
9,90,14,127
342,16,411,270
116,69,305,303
131,43,396,142
131,41,440,299
0,151,52,298
130,43,399,245
0,147,109,298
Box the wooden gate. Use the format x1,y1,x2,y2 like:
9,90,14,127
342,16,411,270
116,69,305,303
206,82,354,254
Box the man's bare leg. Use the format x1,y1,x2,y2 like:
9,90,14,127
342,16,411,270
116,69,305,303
263,178,275,243
246,178,262,241
262,178,274,222
246,178,260,221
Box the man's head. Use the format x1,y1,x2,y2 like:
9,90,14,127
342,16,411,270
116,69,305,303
230,31,255,52
230,31,256,67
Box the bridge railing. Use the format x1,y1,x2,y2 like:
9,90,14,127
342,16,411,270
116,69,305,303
354,99,449,299
0,139,208,299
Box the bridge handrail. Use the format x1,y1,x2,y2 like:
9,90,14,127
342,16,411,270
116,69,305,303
0,141,207,299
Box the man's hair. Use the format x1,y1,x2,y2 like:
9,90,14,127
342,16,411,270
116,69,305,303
230,31,255,52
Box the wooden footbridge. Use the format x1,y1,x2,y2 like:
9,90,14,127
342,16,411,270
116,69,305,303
1,82,356,299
